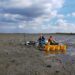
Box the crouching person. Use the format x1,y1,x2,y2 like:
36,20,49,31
48,36,59,45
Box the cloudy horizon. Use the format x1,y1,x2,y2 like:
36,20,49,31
0,0,75,33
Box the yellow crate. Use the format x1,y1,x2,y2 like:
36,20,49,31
44,44,67,53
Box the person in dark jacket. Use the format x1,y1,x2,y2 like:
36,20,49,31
38,34,45,47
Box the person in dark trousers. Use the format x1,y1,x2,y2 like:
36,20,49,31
48,36,58,45
38,34,45,47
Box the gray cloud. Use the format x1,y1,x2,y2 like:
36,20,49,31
0,0,65,33
2,6,44,18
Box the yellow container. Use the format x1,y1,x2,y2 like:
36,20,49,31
49,45,55,51
44,44,50,52
60,45,66,52
55,45,60,50
44,45,67,53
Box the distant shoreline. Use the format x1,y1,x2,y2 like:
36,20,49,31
0,33,75,35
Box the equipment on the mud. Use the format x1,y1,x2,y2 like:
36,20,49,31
25,40,67,54
25,41,36,46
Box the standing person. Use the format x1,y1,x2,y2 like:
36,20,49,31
38,34,45,47
48,36,58,45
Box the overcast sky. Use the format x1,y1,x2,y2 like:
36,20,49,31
0,0,75,33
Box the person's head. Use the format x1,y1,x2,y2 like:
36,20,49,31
39,33,42,38
50,36,52,38
39,33,44,37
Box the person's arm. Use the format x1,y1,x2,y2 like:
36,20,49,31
48,39,49,42
52,38,56,43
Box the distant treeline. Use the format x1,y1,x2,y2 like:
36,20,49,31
55,33,75,35
0,33,75,35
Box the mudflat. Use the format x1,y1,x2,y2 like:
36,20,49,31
0,33,75,75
